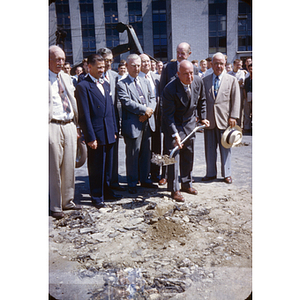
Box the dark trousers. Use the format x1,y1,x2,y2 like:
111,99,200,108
87,142,114,203
165,133,194,192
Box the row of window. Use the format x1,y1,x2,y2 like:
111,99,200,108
54,0,251,65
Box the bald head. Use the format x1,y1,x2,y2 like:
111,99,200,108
176,42,191,62
177,60,194,85
49,45,65,74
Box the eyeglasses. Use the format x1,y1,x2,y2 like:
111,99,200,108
105,59,114,63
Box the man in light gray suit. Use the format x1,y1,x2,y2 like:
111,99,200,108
117,54,157,194
202,52,240,184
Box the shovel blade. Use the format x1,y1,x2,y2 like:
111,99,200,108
151,153,176,166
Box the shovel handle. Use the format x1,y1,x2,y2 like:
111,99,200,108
169,125,206,158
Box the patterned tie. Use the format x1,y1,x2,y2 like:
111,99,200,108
134,78,146,105
185,85,191,100
214,76,220,98
57,76,71,113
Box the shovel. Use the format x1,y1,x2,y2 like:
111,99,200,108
151,124,206,166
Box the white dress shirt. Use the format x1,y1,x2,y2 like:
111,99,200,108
49,70,74,121
139,71,156,95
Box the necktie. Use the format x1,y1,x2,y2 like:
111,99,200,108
96,79,105,95
185,85,191,100
134,78,146,105
57,76,71,113
214,76,220,97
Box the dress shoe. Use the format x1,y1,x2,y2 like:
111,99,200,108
141,182,158,189
93,202,107,209
104,192,122,200
128,187,137,194
158,178,167,185
224,176,232,184
201,176,216,182
50,211,65,219
67,204,82,210
181,187,198,195
111,184,126,191
171,191,185,202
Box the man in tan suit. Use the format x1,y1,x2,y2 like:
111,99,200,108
202,52,240,184
49,45,81,219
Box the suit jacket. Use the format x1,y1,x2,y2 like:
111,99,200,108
162,76,206,140
146,71,161,122
75,75,117,146
117,75,156,139
203,73,240,130
159,61,199,96
49,71,78,125
105,69,121,131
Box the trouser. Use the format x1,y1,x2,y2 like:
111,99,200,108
87,142,114,204
204,127,231,178
49,122,77,212
165,132,194,193
243,98,252,130
110,133,120,187
124,122,152,187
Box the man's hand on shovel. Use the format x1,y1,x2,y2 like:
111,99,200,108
174,133,183,149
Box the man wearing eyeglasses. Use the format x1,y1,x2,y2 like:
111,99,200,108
96,48,125,192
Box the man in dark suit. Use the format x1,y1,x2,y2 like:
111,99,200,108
97,47,125,191
75,54,121,208
162,60,209,202
202,52,240,184
160,42,198,93
117,54,157,194
159,42,198,185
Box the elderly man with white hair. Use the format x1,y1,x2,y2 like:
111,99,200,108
202,52,241,184
49,45,81,219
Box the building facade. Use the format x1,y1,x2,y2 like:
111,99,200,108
49,0,252,69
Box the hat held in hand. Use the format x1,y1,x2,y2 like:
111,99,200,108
221,125,243,148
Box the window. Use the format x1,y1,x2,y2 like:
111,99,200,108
209,0,227,54
104,1,120,69
55,0,73,64
238,0,252,51
79,0,96,58
152,0,167,61
128,0,143,50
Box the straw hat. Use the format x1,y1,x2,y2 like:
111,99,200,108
221,125,243,149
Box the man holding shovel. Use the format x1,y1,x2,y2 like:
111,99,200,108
162,60,209,202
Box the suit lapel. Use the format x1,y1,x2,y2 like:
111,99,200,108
127,78,142,104
176,78,189,107
206,74,215,101
59,72,78,122
139,78,149,105
215,73,226,102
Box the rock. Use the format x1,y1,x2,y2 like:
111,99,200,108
182,216,189,223
149,294,161,300
79,228,94,234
